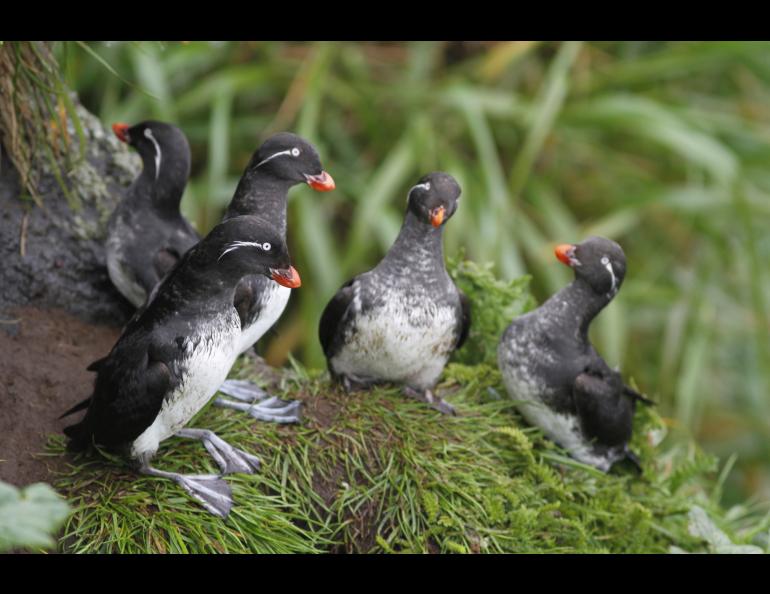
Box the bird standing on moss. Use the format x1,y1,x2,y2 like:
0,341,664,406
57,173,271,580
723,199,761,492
212,133,335,423
497,236,651,471
319,172,470,414
63,215,301,518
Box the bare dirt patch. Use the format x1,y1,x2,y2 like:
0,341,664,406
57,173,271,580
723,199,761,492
0,306,120,486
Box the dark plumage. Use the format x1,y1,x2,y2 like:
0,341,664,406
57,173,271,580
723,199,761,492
64,215,301,517
319,172,470,414
497,236,651,472
211,132,334,422
107,121,199,307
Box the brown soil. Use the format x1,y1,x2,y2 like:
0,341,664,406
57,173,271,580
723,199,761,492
0,306,121,486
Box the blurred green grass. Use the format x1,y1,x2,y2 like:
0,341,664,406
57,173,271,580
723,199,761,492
55,40,770,508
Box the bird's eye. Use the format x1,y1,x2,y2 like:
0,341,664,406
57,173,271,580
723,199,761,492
291,148,300,157
262,242,272,251
601,256,609,265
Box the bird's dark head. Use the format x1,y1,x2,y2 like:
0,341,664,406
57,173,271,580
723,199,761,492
247,132,335,191
555,236,626,297
208,215,301,288
406,172,461,228
112,120,190,182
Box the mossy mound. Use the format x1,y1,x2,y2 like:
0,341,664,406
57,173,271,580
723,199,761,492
49,358,757,554
49,261,766,553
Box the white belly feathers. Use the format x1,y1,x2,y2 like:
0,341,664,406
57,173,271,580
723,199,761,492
330,287,458,390
130,310,241,458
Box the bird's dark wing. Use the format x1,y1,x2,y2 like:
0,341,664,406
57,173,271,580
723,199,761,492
165,223,200,272
58,395,92,419
318,277,357,360
455,290,471,350
86,355,108,372
233,278,256,330
623,384,655,406
573,371,633,448
66,334,182,449
153,248,181,281
134,261,162,300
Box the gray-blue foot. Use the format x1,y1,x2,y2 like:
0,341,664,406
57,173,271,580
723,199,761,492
403,386,457,416
139,465,233,518
214,379,302,424
176,428,261,475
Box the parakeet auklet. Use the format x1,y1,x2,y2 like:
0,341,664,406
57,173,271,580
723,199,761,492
212,132,334,423
107,121,199,307
497,236,651,472
318,172,470,414
62,215,301,518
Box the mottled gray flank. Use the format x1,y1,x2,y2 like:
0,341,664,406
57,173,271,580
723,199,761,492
498,277,625,470
0,101,139,325
330,211,463,390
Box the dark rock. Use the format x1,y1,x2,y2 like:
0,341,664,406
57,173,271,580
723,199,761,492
0,103,140,326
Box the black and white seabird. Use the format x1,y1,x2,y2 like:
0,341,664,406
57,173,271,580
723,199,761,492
62,215,302,517
107,121,199,307
497,236,652,472
318,172,470,414
212,133,334,423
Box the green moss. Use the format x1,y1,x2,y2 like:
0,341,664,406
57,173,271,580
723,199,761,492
48,359,757,553
48,264,764,553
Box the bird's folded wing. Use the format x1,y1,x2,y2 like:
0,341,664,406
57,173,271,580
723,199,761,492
318,277,358,359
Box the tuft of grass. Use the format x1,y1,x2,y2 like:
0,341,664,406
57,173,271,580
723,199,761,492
448,253,535,366
48,358,755,553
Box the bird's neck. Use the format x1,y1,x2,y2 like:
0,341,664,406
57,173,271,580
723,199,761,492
542,277,612,341
380,211,446,276
223,169,293,237
134,151,189,216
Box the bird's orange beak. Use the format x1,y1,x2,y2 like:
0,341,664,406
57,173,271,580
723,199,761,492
271,266,301,289
430,206,445,228
112,122,130,143
305,171,335,192
555,244,577,267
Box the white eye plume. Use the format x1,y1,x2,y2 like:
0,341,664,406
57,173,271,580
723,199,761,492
255,147,300,168
144,128,162,180
602,255,617,295
218,240,273,261
407,181,431,202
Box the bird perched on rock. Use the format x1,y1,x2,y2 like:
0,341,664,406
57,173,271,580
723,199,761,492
497,236,651,472
209,132,334,422
62,215,301,518
318,172,470,414
107,121,199,307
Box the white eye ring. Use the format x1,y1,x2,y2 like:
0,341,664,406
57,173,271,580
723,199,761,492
601,256,609,265
291,148,300,157
262,242,272,251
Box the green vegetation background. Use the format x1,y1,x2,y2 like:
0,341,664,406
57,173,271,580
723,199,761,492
56,40,770,517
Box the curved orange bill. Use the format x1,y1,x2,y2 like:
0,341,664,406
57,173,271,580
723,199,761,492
555,244,576,267
430,205,445,228
271,266,301,289
112,122,130,143
306,171,335,192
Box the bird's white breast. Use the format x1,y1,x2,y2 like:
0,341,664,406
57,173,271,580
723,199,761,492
330,286,457,390
130,310,241,458
237,282,291,355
